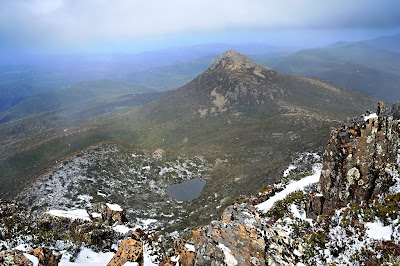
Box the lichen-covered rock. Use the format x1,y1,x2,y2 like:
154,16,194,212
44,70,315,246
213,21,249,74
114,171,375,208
0,250,34,266
310,102,400,216
152,148,165,161
264,225,303,266
107,238,143,266
92,202,128,225
172,239,195,266
27,247,61,266
193,203,266,265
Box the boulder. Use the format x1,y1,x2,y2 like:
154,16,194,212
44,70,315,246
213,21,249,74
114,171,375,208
0,250,34,266
107,238,143,266
152,149,165,161
173,239,195,266
92,203,128,225
27,247,61,266
193,203,266,265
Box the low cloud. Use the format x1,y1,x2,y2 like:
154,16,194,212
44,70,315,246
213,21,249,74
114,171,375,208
0,0,399,47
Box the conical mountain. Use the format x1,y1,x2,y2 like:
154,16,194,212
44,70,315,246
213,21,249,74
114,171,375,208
5,50,377,213
99,50,376,196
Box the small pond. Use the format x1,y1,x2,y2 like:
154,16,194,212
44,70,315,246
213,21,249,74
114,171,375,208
166,178,206,201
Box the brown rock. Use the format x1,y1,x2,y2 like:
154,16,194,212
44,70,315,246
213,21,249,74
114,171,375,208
92,202,128,225
159,257,175,266
107,238,143,266
193,203,266,265
305,193,324,220
172,239,195,266
179,250,195,266
27,247,61,266
0,250,34,266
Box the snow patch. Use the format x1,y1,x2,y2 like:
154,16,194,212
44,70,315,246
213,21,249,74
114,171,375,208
364,113,378,121
365,221,392,241
47,209,91,221
59,248,114,265
218,243,238,266
185,244,195,252
23,253,39,266
106,203,123,212
256,164,322,213
143,244,158,266
92,212,102,218
113,225,134,234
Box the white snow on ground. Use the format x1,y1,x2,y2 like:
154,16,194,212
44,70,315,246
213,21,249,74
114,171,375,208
59,248,115,266
365,221,393,241
141,219,158,227
256,164,322,213
113,225,134,234
124,262,139,266
290,204,312,223
364,113,378,121
185,244,195,252
23,253,39,266
283,165,297,178
15,243,31,251
143,244,158,266
218,243,238,266
92,212,102,218
106,203,123,211
47,209,91,221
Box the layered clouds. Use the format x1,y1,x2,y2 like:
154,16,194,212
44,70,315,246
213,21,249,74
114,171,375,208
0,0,400,52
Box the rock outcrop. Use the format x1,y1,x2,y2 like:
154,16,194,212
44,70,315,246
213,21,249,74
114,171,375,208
107,237,143,266
92,202,128,225
193,203,266,265
152,148,165,161
307,102,400,217
0,250,34,266
26,247,61,266
264,226,303,266
173,239,195,266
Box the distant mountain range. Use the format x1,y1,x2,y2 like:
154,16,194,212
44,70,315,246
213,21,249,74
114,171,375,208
264,33,400,102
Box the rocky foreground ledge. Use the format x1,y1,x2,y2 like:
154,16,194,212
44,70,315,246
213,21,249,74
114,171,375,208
1,102,400,265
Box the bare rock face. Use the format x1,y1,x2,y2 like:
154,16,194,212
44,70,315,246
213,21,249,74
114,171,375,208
107,238,143,266
193,203,266,265
308,102,400,217
92,203,128,225
0,250,34,266
27,247,61,266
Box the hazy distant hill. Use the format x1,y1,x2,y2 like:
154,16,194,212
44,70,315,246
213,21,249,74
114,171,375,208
265,34,400,102
0,79,157,123
364,33,400,53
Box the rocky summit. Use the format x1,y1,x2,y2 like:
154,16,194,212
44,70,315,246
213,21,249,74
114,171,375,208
308,102,400,218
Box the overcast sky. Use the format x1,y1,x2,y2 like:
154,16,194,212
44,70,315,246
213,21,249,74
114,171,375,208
1,0,400,54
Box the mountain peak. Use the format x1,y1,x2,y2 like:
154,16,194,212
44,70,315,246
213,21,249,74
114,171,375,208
210,50,270,72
